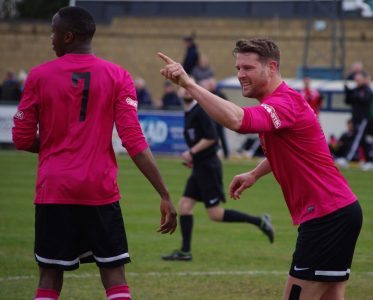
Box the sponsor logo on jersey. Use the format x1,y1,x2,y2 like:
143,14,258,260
261,104,281,129
14,110,24,120
126,97,138,109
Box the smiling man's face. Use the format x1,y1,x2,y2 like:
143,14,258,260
235,52,272,101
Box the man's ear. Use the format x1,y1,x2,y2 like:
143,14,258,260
64,31,74,44
268,60,279,74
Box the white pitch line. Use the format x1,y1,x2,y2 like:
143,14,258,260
1,270,373,282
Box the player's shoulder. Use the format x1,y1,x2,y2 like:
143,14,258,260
194,103,206,115
274,82,300,100
28,57,61,77
259,84,302,123
195,104,214,122
266,82,303,109
94,56,129,74
96,57,135,84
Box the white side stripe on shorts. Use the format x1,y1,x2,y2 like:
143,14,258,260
315,269,350,276
35,254,79,266
79,251,93,259
94,252,129,263
108,293,131,300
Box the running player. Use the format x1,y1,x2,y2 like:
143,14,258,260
162,87,274,261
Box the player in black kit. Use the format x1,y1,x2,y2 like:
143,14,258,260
162,87,274,261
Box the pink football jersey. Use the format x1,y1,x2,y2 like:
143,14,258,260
13,54,148,205
239,82,357,224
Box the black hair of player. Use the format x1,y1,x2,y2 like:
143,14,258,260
57,6,96,41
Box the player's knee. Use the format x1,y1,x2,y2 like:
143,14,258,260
99,266,126,290
208,213,220,222
179,204,192,215
207,207,223,222
179,199,193,215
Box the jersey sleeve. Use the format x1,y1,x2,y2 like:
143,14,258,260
115,70,148,157
12,71,39,150
198,107,218,140
238,94,296,134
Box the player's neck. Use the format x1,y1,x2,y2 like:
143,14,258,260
258,76,283,102
66,43,93,55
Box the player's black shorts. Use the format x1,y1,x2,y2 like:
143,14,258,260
183,156,225,208
289,201,362,282
34,201,130,271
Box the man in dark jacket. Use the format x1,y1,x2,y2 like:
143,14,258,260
182,36,199,75
343,71,373,168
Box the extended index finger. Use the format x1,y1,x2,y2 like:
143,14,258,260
158,52,176,64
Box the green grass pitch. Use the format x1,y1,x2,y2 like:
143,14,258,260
0,150,372,299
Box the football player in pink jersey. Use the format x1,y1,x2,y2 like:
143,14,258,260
158,38,362,300
13,6,176,300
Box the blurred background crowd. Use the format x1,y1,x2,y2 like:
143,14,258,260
1,0,373,169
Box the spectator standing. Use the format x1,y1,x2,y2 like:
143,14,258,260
12,7,176,300
341,72,373,168
360,78,373,171
182,35,199,75
300,76,323,116
0,71,21,102
346,61,366,80
161,80,182,110
191,53,214,83
134,77,153,109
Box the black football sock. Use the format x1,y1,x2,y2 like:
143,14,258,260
180,215,193,253
223,209,261,226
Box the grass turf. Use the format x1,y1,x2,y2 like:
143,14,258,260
0,150,372,299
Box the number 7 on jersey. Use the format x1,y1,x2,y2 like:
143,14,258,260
72,72,91,121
